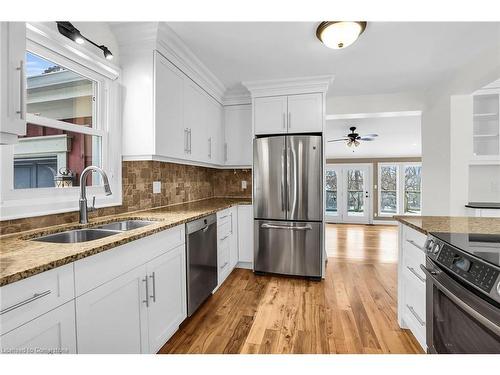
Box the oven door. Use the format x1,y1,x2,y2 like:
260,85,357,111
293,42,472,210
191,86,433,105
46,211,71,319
420,259,500,354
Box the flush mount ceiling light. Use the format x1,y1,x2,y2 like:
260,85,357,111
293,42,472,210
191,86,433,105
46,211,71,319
56,21,113,60
316,21,367,49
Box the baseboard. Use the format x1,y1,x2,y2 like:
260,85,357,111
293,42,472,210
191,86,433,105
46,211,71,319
236,261,253,270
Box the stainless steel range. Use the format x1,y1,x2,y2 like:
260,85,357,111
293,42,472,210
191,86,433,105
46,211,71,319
422,232,500,353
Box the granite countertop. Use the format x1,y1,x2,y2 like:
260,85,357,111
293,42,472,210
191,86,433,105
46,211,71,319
394,215,500,236
0,198,251,287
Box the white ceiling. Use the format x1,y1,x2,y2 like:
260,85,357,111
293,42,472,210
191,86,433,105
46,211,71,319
166,22,500,96
325,115,421,159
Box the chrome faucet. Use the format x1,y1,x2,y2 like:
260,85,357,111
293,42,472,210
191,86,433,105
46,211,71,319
79,166,112,224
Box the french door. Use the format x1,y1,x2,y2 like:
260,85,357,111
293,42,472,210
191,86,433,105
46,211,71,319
325,164,371,224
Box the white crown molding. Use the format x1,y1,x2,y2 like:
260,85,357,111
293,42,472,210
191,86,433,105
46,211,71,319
109,22,159,51
27,22,121,80
243,75,334,98
156,23,226,103
222,92,252,106
326,110,422,120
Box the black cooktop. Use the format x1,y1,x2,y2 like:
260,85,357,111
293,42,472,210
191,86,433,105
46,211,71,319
431,232,500,267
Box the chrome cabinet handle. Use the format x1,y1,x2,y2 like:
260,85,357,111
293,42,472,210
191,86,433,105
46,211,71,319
406,239,425,253
261,223,312,231
149,272,156,303
220,261,228,269
0,290,51,315
219,214,229,220
406,304,425,326
406,266,425,283
208,137,212,159
16,60,25,120
142,276,149,308
282,113,286,129
288,112,291,129
184,128,189,153
188,129,192,154
221,233,230,241
224,143,228,162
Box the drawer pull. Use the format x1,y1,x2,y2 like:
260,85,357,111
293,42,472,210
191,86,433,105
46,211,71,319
0,290,51,315
406,266,425,283
219,214,229,220
406,239,425,253
220,261,229,270
406,304,425,326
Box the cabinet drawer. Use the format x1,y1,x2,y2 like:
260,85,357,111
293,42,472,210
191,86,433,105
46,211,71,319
403,244,426,284
218,237,231,284
74,225,185,296
0,264,74,335
403,275,426,327
403,225,427,252
217,208,232,226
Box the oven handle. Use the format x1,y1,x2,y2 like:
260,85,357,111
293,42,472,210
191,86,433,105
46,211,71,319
420,264,500,336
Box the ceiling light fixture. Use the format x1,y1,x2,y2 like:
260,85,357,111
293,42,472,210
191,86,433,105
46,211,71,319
316,21,367,49
56,21,113,61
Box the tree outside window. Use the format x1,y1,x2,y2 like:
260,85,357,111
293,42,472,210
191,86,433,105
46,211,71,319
347,169,364,213
380,165,397,213
325,170,337,213
404,166,422,214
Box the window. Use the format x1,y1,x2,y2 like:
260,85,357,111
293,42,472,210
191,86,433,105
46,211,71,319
0,23,121,220
379,165,398,214
325,169,337,214
13,52,102,189
378,163,422,216
347,169,364,214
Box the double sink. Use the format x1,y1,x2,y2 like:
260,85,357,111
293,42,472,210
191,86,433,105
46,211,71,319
33,220,156,244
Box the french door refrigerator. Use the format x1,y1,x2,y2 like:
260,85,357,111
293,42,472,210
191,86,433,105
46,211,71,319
253,134,323,278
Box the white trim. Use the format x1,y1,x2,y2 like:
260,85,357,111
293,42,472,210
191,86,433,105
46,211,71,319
26,23,120,81
326,110,422,121
372,220,398,225
243,75,334,98
222,93,252,106
121,154,251,170
25,114,104,137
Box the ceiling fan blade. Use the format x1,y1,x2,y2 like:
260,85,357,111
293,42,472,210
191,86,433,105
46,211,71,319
327,138,349,143
359,137,376,141
361,134,378,138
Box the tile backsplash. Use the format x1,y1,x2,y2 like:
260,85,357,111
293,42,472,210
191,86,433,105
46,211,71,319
0,161,252,235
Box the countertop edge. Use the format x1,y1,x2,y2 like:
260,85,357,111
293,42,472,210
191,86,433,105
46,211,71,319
393,216,428,235
0,199,251,287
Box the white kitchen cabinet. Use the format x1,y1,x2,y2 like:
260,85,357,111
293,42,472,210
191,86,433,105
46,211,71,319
206,94,223,164
146,245,187,353
184,78,206,162
397,223,427,351
224,104,252,166
0,301,76,354
472,91,500,161
76,265,149,354
287,93,323,133
253,93,323,135
237,204,254,266
0,22,26,144
155,53,186,160
254,96,288,135
217,206,238,286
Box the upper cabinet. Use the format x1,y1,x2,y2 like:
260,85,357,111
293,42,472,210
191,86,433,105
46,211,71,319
224,104,252,166
244,76,332,136
254,93,323,135
0,22,26,144
472,90,500,161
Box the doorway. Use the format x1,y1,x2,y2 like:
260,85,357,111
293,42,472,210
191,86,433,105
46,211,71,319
325,163,372,224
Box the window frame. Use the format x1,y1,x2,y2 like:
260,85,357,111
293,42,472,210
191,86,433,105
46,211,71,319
377,162,422,217
0,23,122,220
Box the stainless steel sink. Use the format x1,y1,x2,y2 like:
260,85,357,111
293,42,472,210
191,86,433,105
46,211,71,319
34,229,122,244
96,220,155,231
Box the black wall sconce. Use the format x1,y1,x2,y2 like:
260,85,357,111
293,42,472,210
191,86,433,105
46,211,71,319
56,21,113,60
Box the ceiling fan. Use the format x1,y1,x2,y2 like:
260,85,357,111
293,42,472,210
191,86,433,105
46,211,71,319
328,126,378,147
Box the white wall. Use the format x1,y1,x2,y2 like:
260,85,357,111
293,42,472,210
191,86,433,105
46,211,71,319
326,92,424,115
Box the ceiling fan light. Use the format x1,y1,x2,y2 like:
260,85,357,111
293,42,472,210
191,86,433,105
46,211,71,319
316,21,367,49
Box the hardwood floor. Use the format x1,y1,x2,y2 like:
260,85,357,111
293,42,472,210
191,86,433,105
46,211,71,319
158,224,423,354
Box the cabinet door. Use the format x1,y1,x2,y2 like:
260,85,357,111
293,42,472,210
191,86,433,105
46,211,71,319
224,104,252,166
146,245,187,353
0,301,76,354
0,22,26,142
238,205,254,264
184,79,206,162
76,265,148,354
229,208,239,269
254,96,287,135
218,236,231,285
155,52,186,159
206,95,223,164
287,93,323,133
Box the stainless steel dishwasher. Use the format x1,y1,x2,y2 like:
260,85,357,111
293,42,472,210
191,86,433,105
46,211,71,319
186,214,217,316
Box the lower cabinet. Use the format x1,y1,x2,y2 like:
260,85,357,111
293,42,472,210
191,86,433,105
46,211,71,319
76,244,187,354
146,245,187,353
76,265,149,354
0,301,76,354
238,205,254,265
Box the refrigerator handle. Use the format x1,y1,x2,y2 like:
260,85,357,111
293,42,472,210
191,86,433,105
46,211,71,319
286,146,291,212
281,148,286,212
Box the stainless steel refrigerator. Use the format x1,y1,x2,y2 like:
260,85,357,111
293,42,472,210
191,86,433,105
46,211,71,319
253,134,323,278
